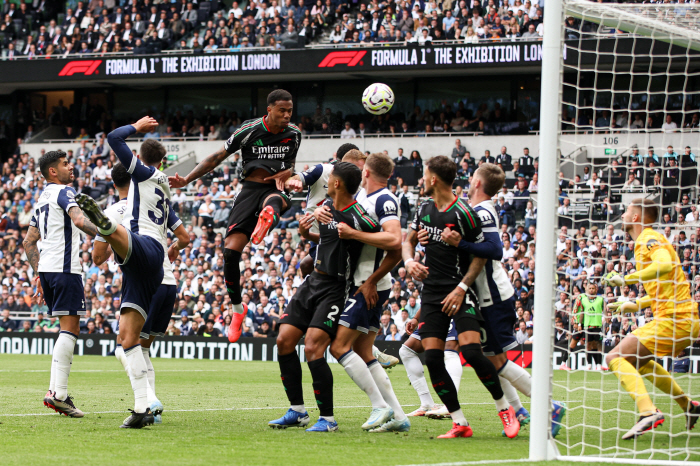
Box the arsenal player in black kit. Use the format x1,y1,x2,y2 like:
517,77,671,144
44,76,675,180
269,162,392,433
169,90,300,343
401,155,519,439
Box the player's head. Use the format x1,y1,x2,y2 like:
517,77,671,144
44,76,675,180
470,163,505,199
623,198,659,232
111,162,131,190
39,150,74,185
266,89,293,128
328,162,362,198
364,152,395,185
341,149,367,171
337,143,359,160
423,156,456,196
586,282,597,296
139,139,166,167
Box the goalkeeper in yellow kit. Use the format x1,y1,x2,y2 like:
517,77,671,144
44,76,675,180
603,198,700,440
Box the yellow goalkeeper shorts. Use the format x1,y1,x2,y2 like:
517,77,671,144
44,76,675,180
633,313,700,358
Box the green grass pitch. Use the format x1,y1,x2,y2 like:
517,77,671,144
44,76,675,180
1,354,698,465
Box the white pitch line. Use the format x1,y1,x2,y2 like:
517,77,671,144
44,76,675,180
397,459,532,466
0,401,547,417
0,369,223,373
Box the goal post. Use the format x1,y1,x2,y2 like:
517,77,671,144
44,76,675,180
531,2,700,464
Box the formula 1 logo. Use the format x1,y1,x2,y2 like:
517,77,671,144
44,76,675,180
58,60,102,76
318,51,366,68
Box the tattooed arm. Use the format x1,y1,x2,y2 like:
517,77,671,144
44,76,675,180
23,226,43,300
68,206,99,237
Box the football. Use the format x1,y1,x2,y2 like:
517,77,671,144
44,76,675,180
362,83,394,115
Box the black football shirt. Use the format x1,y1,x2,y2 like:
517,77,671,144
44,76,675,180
224,116,301,180
410,196,484,293
315,198,380,280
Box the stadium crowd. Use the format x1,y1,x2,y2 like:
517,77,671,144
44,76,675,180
0,0,548,60
2,130,700,371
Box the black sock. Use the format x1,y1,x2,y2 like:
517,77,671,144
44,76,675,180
308,357,334,417
587,352,595,367
223,249,242,305
263,195,286,230
461,343,504,401
278,351,304,406
424,349,460,412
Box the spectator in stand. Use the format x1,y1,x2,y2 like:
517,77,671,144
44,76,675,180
451,138,467,164
340,122,356,138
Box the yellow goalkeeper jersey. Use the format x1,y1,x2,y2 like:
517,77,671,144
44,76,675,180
634,228,693,318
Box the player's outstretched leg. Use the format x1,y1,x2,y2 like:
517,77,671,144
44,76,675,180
269,326,310,429
637,360,699,429
423,348,473,438
45,324,84,418
75,193,117,235
251,194,287,245
399,343,441,417
460,342,519,438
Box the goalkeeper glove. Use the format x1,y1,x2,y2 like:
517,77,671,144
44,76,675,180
608,300,638,315
602,272,625,287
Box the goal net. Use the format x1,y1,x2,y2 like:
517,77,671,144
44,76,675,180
532,1,700,464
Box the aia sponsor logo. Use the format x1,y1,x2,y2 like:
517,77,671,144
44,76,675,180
318,51,366,68
58,60,102,76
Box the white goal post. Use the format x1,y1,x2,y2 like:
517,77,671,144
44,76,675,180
530,1,700,464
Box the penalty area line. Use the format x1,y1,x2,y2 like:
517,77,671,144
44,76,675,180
397,459,532,466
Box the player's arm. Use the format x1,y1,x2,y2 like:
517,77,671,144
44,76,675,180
405,307,421,334
22,225,43,300
68,207,99,237
167,205,189,261
402,217,428,280
337,219,402,250
604,244,674,286
92,237,111,265
107,117,158,175
442,256,487,315
298,213,319,243
287,163,323,192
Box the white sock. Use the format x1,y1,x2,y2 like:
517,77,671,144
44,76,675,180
368,360,406,421
499,376,524,411
49,350,56,393
339,351,387,409
125,345,149,413
499,360,532,397
400,345,435,408
495,395,510,411
98,212,118,236
115,345,129,376
320,415,335,423
232,303,245,315
142,346,157,404
291,405,306,414
444,350,463,392
53,331,76,401
450,408,468,426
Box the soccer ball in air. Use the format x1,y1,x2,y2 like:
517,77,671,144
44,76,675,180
362,83,394,115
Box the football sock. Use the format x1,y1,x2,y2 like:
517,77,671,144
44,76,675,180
587,352,596,369
308,357,334,417
368,360,406,421
338,351,388,409
263,195,286,230
609,357,656,416
223,249,242,307
278,351,305,411
450,408,469,426
499,377,524,412
460,344,508,410
53,330,77,401
115,344,130,377
141,346,157,404
444,350,463,392
399,345,435,408
499,360,532,397
638,360,689,411
124,344,148,413
424,349,460,413
594,352,603,369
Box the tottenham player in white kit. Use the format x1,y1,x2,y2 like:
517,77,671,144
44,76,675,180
75,116,173,429
91,163,189,425
24,150,100,418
